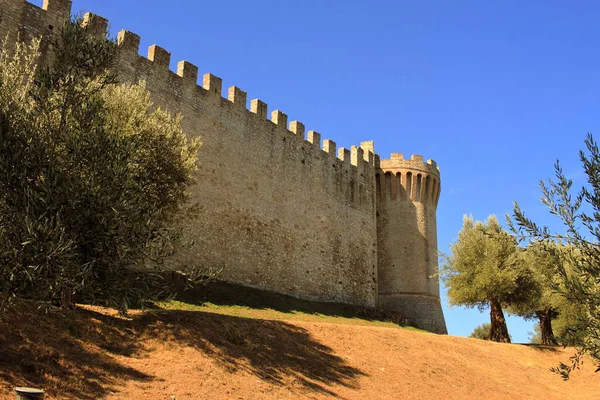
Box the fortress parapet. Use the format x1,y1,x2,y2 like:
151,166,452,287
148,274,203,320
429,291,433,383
111,25,377,179
377,153,441,207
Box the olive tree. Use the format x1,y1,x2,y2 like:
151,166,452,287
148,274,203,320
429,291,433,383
442,215,536,343
0,18,202,313
507,241,566,345
513,133,600,376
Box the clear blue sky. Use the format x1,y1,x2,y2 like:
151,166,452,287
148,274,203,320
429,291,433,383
36,0,600,342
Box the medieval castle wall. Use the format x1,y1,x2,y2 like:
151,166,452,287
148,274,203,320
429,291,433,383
0,0,447,333
113,25,380,308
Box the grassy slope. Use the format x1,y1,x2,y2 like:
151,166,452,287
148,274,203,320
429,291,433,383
0,281,597,399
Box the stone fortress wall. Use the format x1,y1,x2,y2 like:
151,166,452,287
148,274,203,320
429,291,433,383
0,0,447,333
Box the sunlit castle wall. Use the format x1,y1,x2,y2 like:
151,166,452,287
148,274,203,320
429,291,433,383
0,0,379,307
112,32,380,307
0,0,447,331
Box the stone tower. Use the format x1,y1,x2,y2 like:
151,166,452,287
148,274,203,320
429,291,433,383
375,153,447,334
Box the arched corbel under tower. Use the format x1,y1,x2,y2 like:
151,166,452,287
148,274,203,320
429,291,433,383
375,153,447,334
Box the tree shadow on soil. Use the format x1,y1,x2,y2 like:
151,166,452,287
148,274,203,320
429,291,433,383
0,301,365,398
174,278,408,325
520,344,560,352
0,303,152,399
135,309,366,396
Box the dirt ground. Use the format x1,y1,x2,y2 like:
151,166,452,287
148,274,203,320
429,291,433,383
0,295,598,399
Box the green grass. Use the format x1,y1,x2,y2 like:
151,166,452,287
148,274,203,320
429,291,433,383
159,299,421,330
151,279,426,332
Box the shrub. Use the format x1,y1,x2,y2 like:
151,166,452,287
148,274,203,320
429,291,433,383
0,18,202,313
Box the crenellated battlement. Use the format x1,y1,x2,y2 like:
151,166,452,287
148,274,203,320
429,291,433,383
110,21,376,174
43,0,71,17
380,153,440,175
0,0,69,53
376,153,441,207
81,12,107,37
1,0,377,183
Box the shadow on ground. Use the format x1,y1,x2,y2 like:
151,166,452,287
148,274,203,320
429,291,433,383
174,278,408,325
0,303,151,399
520,344,561,352
0,299,365,399
136,309,366,396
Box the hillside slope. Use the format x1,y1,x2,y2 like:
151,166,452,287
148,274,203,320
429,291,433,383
0,285,597,399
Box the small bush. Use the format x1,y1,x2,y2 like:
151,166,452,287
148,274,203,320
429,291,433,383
469,323,492,340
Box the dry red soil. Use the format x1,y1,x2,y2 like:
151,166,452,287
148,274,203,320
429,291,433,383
0,298,597,399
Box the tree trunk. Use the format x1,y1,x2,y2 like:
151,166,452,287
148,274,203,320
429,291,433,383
60,285,74,309
489,297,511,343
537,309,558,345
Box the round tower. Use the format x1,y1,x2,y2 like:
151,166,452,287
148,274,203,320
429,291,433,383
376,153,447,334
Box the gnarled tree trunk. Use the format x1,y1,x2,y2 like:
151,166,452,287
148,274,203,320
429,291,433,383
60,285,75,309
537,309,558,345
489,297,511,343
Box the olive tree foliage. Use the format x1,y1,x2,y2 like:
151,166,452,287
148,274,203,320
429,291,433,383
0,18,202,313
469,323,491,340
528,325,542,344
442,215,536,343
552,297,588,345
507,241,567,346
516,242,588,347
512,133,600,376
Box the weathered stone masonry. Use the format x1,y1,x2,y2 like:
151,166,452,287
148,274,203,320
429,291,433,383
0,0,447,334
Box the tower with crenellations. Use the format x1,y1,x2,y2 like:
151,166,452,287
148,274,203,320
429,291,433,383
0,0,447,334
375,152,445,333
